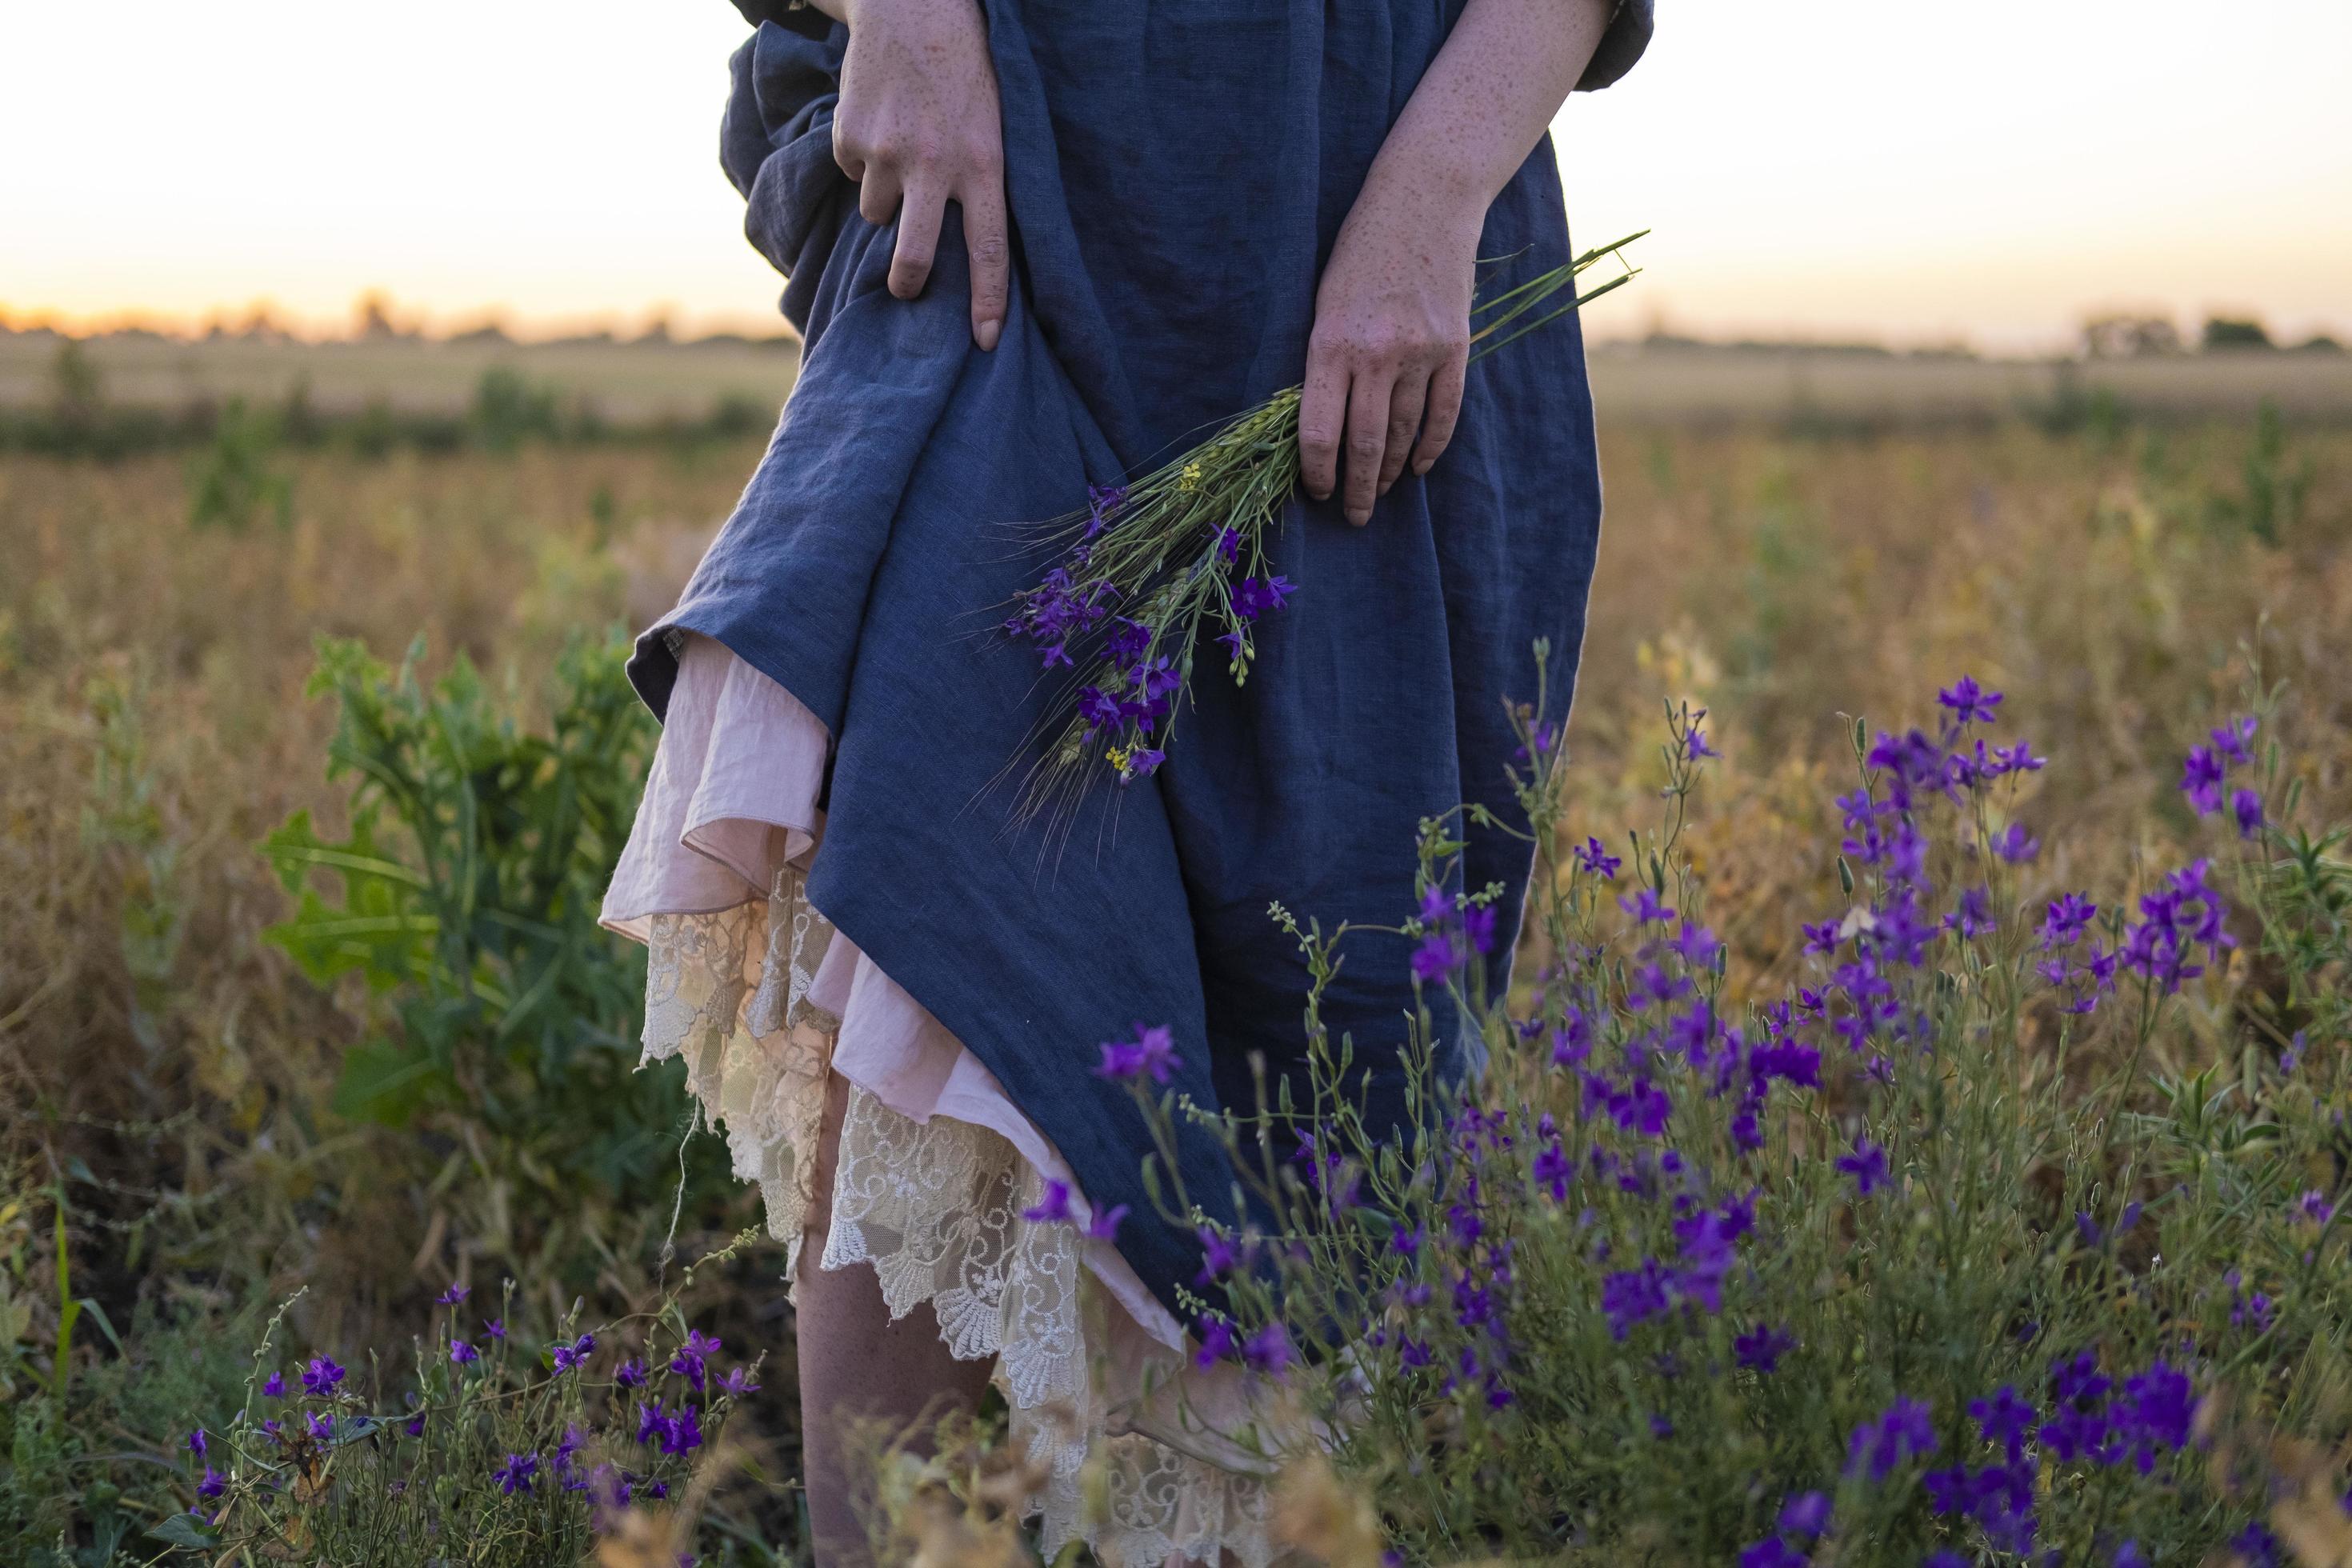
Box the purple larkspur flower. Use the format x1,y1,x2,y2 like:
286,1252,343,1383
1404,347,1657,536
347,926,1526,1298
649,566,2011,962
1600,1259,1673,1340
435,1282,469,1306
2297,1189,2337,1225
1620,888,1676,926
1230,574,1296,621
614,1356,648,1389
1685,725,1719,761
2231,1522,2282,1566
1085,1203,1128,1241
2114,1542,2150,1568
1948,886,1997,940
1778,1492,1832,1538
1575,837,1622,879
2114,1358,2197,1471
1411,930,1458,984
482,1318,506,1341
2214,715,2258,766
718,1363,760,1398
2232,787,2264,839
1738,1538,1807,1568
1022,1178,1076,1225
449,1338,479,1366
261,1370,285,1398
1836,1138,1890,1196
1214,525,1242,563
301,1356,345,1397
306,1411,334,1439
1241,1322,1293,1378
404,1412,426,1437
1847,1396,1938,1482
197,1464,226,1500
1970,1384,2036,1459
1194,1315,1238,1369
493,1451,538,1496
2182,745,2227,815
1990,822,2040,863
1531,1141,1571,1201
1938,676,2003,726
187,1429,208,1458
1095,1022,1182,1084
1197,1226,1243,1284
552,1332,594,1374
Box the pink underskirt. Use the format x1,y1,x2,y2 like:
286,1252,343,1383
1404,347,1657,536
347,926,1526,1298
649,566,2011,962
598,632,1186,1354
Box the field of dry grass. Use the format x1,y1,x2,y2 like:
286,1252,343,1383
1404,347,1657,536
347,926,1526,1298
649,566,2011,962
3,401,2348,1555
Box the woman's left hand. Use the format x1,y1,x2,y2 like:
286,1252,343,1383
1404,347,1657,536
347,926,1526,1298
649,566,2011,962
1298,0,1616,524
1298,174,1482,526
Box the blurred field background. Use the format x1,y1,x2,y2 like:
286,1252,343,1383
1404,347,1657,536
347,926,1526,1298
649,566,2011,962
4,317,2349,1554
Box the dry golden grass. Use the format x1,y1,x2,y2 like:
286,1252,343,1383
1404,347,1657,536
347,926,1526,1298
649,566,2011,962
1,414,2346,1543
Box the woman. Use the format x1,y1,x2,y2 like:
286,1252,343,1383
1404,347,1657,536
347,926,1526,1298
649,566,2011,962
603,0,1652,1559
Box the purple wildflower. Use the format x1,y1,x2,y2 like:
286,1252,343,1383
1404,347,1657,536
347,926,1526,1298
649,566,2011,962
449,1338,479,1366
552,1332,594,1374
614,1357,648,1389
1938,676,2003,726
718,1363,761,1398
1600,1259,1674,1339
493,1452,538,1496
1022,1179,1076,1225
2231,787,2264,839
435,1282,469,1306
1194,1315,1238,1369
1096,1023,1183,1084
1085,1203,1128,1241
1836,1138,1890,1196
186,1429,208,1458
1778,1492,1832,1538
1990,822,2040,863
1738,1539,1806,1568
482,1318,506,1341
1620,888,1677,926
1241,1323,1294,1378
1197,1226,1243,1284
1575,837,1623,879
1730,1322,1791,1374
1847,1396,1938,1482
197,1465,226,1500
301,1356,346,1397
262,1371,285,1398
2181,745,2226,815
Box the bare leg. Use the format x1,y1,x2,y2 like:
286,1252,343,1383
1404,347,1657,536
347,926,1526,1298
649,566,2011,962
796,1072,994,1565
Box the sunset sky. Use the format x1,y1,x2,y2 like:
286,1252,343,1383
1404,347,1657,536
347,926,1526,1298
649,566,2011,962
5,1,2347,354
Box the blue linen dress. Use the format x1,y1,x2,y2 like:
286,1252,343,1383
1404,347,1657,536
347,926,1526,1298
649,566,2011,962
635,0,1650,1322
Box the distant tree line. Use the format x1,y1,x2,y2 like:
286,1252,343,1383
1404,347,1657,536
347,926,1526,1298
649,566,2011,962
2082,311,2344,358
1,340,782,461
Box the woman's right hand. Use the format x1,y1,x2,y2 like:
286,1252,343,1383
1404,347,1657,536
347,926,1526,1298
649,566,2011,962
828,0,1011,350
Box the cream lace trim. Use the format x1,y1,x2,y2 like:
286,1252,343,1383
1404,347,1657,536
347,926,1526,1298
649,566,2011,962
636,862,1274,1567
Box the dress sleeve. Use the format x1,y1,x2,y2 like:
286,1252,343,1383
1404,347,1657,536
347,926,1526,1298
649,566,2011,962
1577,0,1654,92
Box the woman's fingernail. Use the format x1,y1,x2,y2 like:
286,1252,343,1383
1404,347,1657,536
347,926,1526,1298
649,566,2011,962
1412,456,1434,475
975,319,1001,351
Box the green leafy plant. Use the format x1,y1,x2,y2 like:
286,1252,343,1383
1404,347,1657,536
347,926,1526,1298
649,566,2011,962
260,630,704,1230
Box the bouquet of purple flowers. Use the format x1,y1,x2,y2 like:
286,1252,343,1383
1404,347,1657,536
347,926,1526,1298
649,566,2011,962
998,232,1643,822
